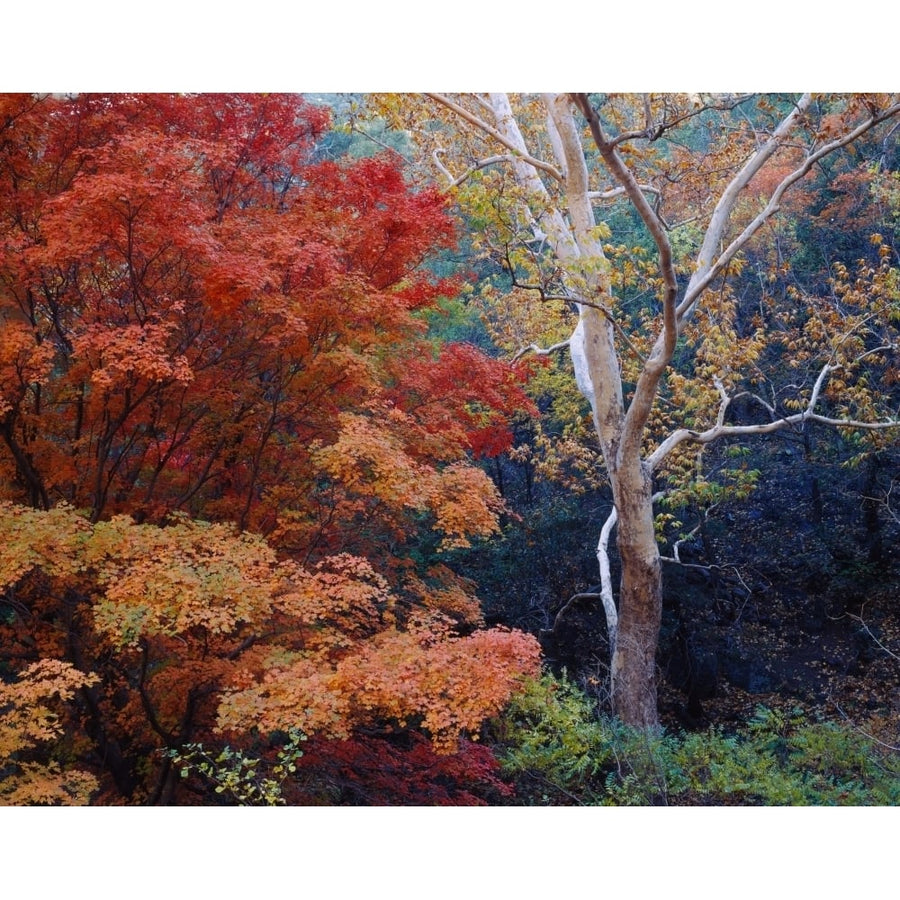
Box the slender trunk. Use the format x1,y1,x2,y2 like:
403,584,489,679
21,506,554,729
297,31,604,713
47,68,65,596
1,415,50,509
609,460,662,728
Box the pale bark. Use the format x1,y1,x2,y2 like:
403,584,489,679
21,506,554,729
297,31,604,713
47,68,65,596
426,93,564,183
512,337,571,364
483,93,626,463
679,96,900,324
646,360,900,473
571,95,678,467
569,92,900,725
679,94,813,324
596,506,619,648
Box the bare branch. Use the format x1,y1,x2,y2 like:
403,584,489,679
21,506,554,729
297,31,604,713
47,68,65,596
668,506,714,563
712,375,732,428
832,701,900,753
881,481,900,526
470,93,496,116
425,93,564,183
849,612,900,664
588,185,660,203
607,93,757,148
679,94,812,324
503,257,649,365
551,592,602,630
0,591,32,620
647,359,900,472
595,505,619,651
512,338,570,363
432,148,518,188
544,94,598,247
349,124,413,165
430,148,455,185
544,100,569,181
573,95,677,322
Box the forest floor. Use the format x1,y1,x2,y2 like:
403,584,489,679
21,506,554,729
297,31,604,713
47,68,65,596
487,436,900,744
655,440,900,742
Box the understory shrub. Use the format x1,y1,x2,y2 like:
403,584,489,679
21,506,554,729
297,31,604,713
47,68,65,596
492,675,900,805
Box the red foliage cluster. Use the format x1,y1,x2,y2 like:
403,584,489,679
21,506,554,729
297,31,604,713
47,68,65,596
292,733,515,806
0,93,530,550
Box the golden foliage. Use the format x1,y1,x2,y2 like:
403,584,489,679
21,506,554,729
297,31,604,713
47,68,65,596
0,501,541,772
0,659,99,805
314,409,506,551
217,615,542,754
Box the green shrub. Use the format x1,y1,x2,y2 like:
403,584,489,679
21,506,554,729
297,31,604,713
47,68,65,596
491,674,616,801
494,675,900,806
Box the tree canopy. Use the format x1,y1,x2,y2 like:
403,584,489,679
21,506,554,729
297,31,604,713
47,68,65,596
372,92,900,725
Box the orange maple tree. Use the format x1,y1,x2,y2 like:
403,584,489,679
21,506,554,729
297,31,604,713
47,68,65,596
0,93,540,804
0,503,540,803
0,94,528,541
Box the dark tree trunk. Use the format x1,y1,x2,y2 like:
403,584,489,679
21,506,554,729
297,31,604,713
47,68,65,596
609,460,662,728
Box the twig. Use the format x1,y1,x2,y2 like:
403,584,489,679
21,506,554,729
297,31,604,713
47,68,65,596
349,124,413,165
846,607,900,664
551,592,604,634
425,93,564,183
432,148,517,188
524,770,587,806
832,701,900,753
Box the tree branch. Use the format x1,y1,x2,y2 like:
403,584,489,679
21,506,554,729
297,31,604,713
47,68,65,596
647,359,900,472
512,338,571,363
138,639,178,746
551,503,621,653
432,149,518,188
425,93,564,182
679,97,900,325
349,124,413,165
607,93,757,148
502,254,648,366
832,701,900,753
588,185,661,203
596,504,619,651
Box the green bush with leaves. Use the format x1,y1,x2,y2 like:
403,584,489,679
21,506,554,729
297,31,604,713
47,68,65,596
491,674,616,800
493,675,900,805
167,729,307,806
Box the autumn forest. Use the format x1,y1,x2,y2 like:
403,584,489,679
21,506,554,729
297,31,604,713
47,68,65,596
2,92,900,807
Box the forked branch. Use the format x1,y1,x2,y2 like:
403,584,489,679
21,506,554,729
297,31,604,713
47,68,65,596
647,360,900,473
680,96,900,324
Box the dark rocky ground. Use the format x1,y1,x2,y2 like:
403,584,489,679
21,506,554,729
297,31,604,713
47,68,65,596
473,433,900,737
655,444,900,734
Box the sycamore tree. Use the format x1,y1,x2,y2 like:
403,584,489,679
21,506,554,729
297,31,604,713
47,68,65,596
375,93,900,727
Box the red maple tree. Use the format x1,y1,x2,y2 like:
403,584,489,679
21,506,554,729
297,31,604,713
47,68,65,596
0,93,539,804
